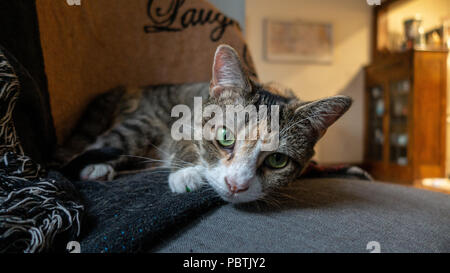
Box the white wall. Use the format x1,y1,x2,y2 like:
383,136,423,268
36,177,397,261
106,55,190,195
246,0,372,164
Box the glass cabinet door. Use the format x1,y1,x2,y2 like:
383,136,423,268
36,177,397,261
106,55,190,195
389,79,410,166
367,86,384,161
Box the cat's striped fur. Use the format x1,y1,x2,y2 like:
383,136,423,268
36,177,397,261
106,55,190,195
59,45,351,203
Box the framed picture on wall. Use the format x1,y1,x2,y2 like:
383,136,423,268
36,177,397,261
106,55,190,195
263,19,333,64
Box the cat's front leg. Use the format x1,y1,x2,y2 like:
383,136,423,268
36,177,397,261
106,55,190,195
168,166,205,193
164,140,205,193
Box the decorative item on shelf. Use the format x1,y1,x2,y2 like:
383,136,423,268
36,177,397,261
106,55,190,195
393,80,409,94
417,26,426,49
375,129,384,144
397,134,408,147
375,99,384,117
393,101,404,116
393,101,408,117
397,157,408,166
401,80,410,93
403,15,423,50
371,87,382,98
425,26,444,50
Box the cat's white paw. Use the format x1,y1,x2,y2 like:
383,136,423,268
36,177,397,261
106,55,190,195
168,167,204,193
80,164,115,181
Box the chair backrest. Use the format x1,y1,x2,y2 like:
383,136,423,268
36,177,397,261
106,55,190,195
36,0,257,143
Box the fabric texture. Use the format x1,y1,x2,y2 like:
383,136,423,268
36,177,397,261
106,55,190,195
0,46,83,253
73,170,224,253
154,178,450,253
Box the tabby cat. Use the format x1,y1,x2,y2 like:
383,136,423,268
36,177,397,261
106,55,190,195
62,45,352,203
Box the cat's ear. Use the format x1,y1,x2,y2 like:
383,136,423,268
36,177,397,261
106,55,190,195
210,44,251,98
293,95,352,139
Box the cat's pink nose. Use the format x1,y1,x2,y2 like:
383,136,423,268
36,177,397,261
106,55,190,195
225,177,249,194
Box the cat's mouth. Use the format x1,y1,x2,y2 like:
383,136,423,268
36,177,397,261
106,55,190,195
204,171,263,203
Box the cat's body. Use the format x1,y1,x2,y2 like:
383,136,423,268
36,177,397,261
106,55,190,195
78,83,210,175
61,45,352,203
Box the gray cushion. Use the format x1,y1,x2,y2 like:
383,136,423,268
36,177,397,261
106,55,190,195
153,178,450,253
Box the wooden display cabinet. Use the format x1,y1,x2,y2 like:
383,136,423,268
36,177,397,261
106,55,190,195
364,50,447,183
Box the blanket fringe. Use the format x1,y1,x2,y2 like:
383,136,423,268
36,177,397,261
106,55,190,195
0,176,83,252
0,47,84,252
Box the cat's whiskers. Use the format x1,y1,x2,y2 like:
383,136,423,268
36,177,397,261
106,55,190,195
271,189,303,204
258,196,281,210
145,141,196,167
119,154,193,169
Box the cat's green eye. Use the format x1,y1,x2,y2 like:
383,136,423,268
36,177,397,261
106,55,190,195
216,127,235,148
265,153,289,169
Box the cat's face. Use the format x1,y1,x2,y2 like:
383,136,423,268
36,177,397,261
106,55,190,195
198,45,351,203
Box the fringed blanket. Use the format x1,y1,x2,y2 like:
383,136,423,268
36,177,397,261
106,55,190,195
0,47,83,252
